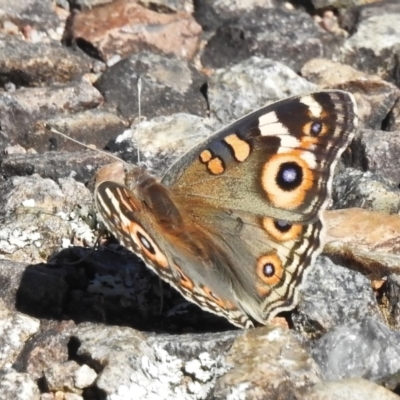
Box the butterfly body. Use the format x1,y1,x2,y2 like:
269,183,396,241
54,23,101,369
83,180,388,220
95,91,358,328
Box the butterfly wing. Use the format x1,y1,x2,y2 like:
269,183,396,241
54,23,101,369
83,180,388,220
95,163,255,328
162,90,358,223
95,91,358,328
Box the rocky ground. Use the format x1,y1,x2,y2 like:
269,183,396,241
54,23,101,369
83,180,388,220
1,0,400,399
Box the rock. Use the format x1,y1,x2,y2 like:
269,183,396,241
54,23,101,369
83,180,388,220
0,0,60,33
44,360,83,393
351,129,400,184
311,0,380,10
213,326,321,399
0,300,40,368
0,369,40,400
63,1,202,62
208,56,317,126
0,260,28,310
340,0,400,35
73,324,320,399
42,109,127,153
323,208,400,278
332,168,400,214
312,317,400,381
386,98,400,131
386,273,400,329
73,364,97,389
201,7,343,72
0,80,103,152
193,0,279,31
13,320,76,381
0,34,91,88
94,51,207,120
0,151,112,184
294,255,382,332
301,58,400,129
74,324,218,399
340,12,400,83
0,172,95,262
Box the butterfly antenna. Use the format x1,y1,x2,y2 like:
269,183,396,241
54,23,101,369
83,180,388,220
136,75,142,166
46,125,128,166
58,227,107,265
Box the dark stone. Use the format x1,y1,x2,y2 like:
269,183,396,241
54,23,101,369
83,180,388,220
201,7,342,72
94,51,207,120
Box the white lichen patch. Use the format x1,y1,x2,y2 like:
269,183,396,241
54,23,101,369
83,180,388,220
0,226,42,253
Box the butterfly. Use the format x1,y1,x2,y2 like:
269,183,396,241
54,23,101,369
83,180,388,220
94,91,358,328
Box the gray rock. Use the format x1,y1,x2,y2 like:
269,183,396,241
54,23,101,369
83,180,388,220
0,79,103,152
340,13,400,83
208,56,317,126
94,51,207,120
0,300,40,369
0,369,40,400
201,7,343,72
0,0,60,32
0,173,95,262
340,0,400,35
312,317,400,381
311,0,365,9
332,168,400,214
386,274,400,329
386,97,400,132
294,256,382,332
75,324,237,400
0,260,27,311
193,0,279,31
0,150,112,184
0,34,91,88
351,129,400,185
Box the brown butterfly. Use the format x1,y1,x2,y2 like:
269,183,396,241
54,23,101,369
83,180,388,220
94,91,358,328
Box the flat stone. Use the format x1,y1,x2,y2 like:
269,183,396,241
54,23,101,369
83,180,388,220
94,51,207,120
0,34,91,87
201,7,343,72
64,1,201,62
324,208,400,278
340,13,400,83
0,79,103,152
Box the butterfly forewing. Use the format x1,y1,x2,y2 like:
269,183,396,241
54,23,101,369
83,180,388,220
163,90,358,223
